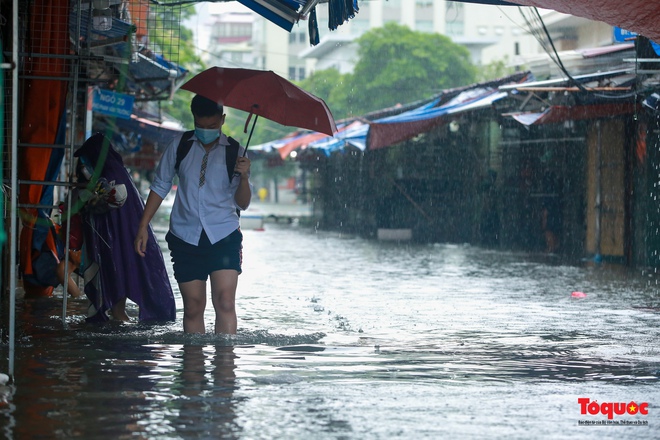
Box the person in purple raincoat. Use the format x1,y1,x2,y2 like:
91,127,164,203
75,133,176,322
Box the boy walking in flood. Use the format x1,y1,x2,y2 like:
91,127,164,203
134,95,252,334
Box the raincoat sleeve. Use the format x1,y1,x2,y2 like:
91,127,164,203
150,134,180,199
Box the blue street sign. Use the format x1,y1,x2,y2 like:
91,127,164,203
92,89,134,119
613,27,637,43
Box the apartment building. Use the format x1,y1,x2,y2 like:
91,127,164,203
199,1,621,81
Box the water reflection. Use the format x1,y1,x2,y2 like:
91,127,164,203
1,222,659,439
174,345,240,439
9,338,168,438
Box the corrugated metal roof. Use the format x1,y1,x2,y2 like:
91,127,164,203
507,102,637,125
498,69,633,90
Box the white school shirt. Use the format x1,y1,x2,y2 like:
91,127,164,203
150,132,252,245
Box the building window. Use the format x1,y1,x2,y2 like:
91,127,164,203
446,2,464,19
416,20,433,33
298,67,305,80
383,0,401,21
288,66,296,80
446,22,464,36
445,2,464,36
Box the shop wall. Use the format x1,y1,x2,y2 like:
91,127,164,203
313,117,492,244
367,120,490,243
497,122,587,256
585,119,626,259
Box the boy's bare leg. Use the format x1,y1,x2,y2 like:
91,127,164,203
210,270,238,334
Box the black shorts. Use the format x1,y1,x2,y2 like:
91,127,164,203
166,229,243,283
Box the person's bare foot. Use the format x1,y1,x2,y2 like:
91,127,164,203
111,299,130,321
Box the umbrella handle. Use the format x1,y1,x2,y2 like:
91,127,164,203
233,114,258,179
243,114,258,157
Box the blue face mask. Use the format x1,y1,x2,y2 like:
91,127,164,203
195,127,220,145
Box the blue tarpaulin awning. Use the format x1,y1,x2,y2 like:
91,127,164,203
237,0,303,32
237,0,358,37
114,114,184,146
126,53,188,98
305,88,509,153
304,121,368,154
251,132,307,153
303,73,533,153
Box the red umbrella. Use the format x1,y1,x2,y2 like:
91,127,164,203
180,67,337,150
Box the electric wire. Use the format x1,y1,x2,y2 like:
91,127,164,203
518,7,646,101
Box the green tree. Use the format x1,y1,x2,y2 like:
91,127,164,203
148,5,202,70
476,57,516,83
348,23,476,115
296,68,352,121
232,23,477,146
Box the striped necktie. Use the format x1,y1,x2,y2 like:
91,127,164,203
199,151,209,187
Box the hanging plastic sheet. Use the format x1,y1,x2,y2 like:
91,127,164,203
308,6,319,46
328,0,359,31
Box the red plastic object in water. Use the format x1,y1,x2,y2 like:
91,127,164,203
571,291,587,298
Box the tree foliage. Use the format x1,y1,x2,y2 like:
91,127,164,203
297,23,476,123
296,68,352,121
176,21,477,146
150,4,205,126
348,23,476,115
476,57,517,83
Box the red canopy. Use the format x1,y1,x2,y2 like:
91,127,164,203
277,132,329,159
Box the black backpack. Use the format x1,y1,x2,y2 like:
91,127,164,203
174,130,240,179
173,130,242,216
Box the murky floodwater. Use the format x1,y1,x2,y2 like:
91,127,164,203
1,214,659,439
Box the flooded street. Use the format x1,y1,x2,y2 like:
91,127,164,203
1,214,659,439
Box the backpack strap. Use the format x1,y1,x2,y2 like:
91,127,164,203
175,132,243,216
174,130,195,175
